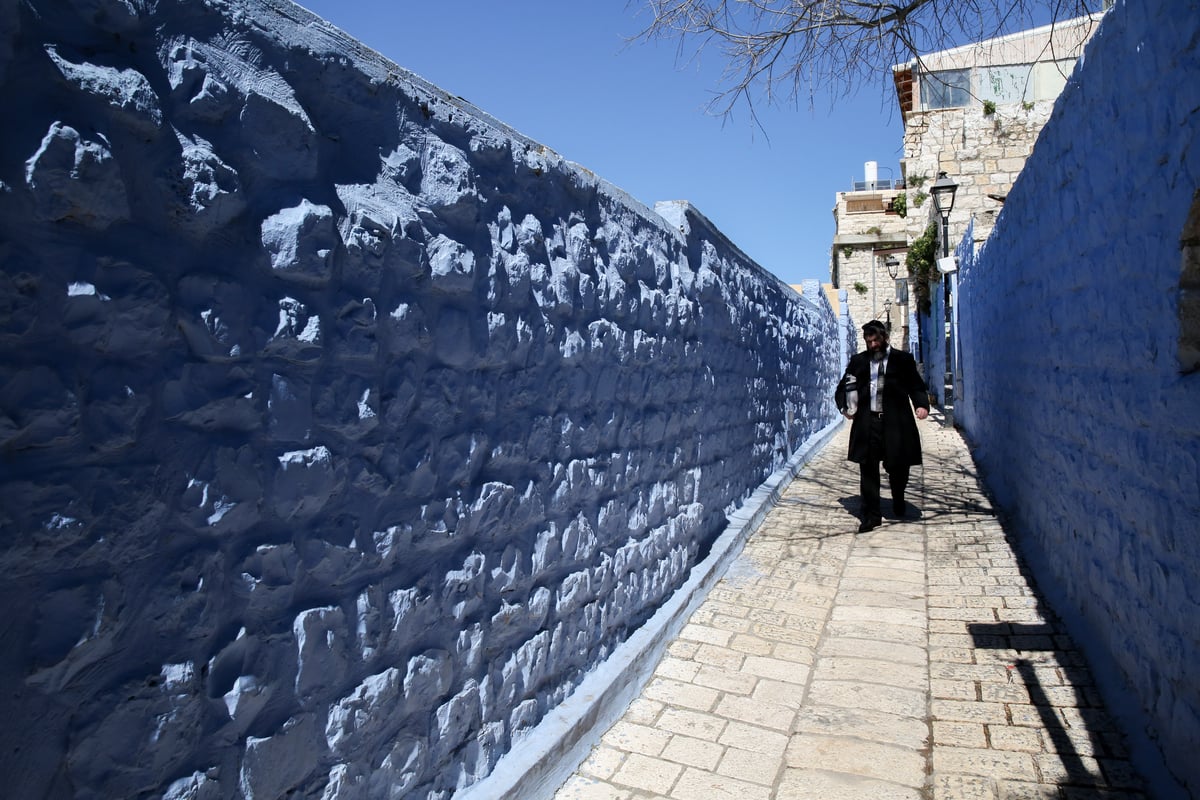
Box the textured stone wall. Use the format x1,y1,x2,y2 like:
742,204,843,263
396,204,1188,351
954,0,1200,792
901,98,1058,249
0,1,840,798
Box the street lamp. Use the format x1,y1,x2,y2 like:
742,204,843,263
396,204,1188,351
885,255,900,279
930,171,958,258
929,170,960,420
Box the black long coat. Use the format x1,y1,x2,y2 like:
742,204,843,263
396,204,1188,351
834,348,929,467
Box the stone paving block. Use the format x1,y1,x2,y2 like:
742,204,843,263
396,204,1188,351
751,622,820,647
993,780,1061,799
839,576,929,595
807,679,927,718
714,693,795,731
660,734,725,770
931,680,979,702
1011,704,1115,731
692,664,757,695
842,565,925,585
679,623,733,647
987,724,1045,752
786,733,926,787
793,706,930,749
666,639,701,659
812,656,927,690
930,662,1010,682
932,720,988,748
836,589,926,610
932,698,1010,724
752,677,807,709
741,654,811,683
728,633,773,656
625,697,664,725
708,613,754,633
610,753,682,794
769,642,818,665
656,656,701,683
603,721,672,756
642,677,720,712
825,620,928,646
933,746,1039,780
656,708,727,741
577,744,627,780
1034,752,1106,785
1041,727,1112,758
715,746,784,785
980,682,1031,704
931,632,978,648
718,720,790,755
703,600,752,619
818,636,927,665
831,605,927,628
931,646,978,664
777,768,925,800
771,599,835,621
931,772,997,799
670,766,774,800
1061,786,1147,799
554,774,634,800
692,643,746,670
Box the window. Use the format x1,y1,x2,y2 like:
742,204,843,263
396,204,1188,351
920,69,971,110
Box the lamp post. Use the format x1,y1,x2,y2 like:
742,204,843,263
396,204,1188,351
930,171,958,259
929,170,960,420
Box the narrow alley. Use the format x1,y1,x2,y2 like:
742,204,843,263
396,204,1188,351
554,414,1148,800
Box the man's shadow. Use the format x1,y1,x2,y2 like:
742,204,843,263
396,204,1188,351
836,496,923,521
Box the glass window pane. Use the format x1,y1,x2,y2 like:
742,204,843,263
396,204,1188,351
921,69,971,110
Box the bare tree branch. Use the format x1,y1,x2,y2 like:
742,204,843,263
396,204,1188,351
628,0,1102,119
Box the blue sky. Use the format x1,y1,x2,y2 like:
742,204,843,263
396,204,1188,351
295,1,905,287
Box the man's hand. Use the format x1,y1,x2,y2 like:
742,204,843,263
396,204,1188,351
915,407,929,421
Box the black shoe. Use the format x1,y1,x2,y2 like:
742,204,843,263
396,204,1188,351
891,499,907,518
857,516,881,533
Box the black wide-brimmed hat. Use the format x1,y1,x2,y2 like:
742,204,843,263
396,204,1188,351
862,320,888,337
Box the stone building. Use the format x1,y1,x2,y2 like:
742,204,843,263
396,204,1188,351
893,14,1103,250
831,15,1103,354
829,164,909,342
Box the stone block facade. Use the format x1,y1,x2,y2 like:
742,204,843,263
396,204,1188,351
0,1,841,797
901,100,1058,248
953,0,1200,793
830,186,908,338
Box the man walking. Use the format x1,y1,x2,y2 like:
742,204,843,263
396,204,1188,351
835,320,930,532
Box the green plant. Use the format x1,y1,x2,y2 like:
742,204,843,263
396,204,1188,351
891,192,907,218
983,100,997,116
905,221,940,315
906,174,927,189
840,245,854,259
865,225,882,236
1022,100,1035,111
911,190,928,208
853,281,869,295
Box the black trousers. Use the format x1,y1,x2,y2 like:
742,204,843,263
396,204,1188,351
859,414,910,519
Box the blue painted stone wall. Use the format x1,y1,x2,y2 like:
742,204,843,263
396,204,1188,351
0,0,840,797
954,0,1199,792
